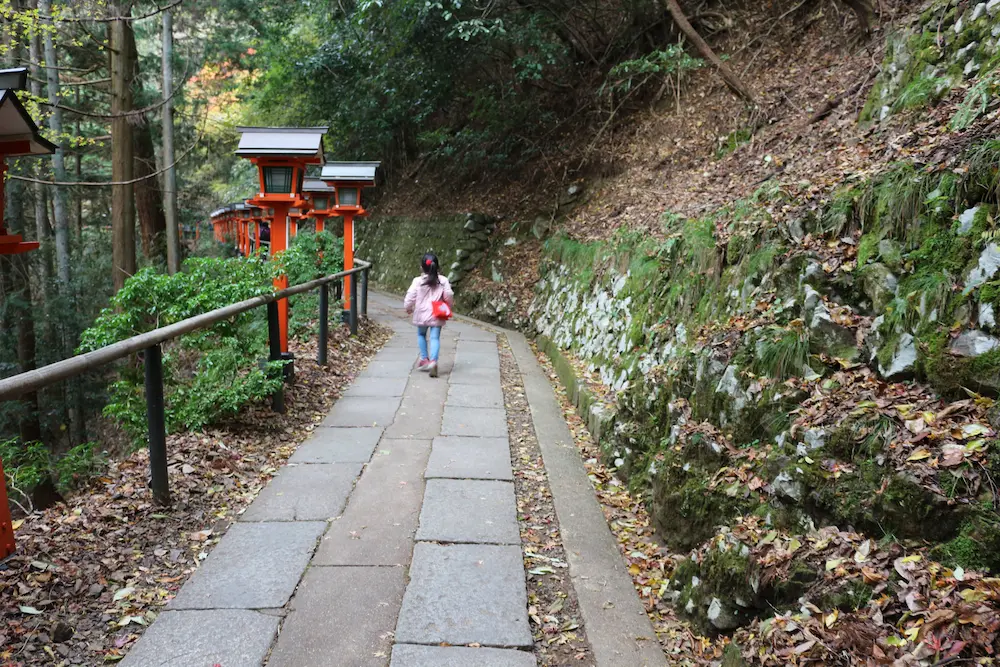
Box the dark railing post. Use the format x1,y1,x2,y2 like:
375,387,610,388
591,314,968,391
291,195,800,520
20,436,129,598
318,283,329,365
350,271,359,336
143,344,170,506
266,301,286,413
360,268,368,318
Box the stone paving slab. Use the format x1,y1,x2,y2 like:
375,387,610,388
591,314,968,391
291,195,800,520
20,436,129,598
321,396,401,427
441,405,508,438
313,439,432,566
426,436,512,480
454,340,501,356
445,382,505,409
267,566,406,667
121,609,280,667
449,364,502,386
382,369,450,439
240,463,362,521
390,645,537,667
395,543,532,647
363,360,416,378
372,347,421,360
456,328,497,342
452,356,501,373
289,427,383,463
343,376,409,398
416,479,519,544
170,521,325,609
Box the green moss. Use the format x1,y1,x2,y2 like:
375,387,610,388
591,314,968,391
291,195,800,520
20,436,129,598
545,234,600,283
823,580,874,612
932,513,1000,573
857,232,880,267
721,643,746,667
960,140,1000,206
751,327,809,381
716,127,754,159
858,163,931,241
652,456,754,551
823,187,859,236
925,327,1000,397
703,547,754,602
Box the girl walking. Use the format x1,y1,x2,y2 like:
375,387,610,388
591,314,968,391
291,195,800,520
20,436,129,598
404,253,454,377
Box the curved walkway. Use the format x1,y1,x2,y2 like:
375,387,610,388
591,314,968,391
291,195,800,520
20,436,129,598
122,293,663,667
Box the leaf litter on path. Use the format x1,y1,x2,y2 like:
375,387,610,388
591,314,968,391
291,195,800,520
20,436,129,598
498,335,594,666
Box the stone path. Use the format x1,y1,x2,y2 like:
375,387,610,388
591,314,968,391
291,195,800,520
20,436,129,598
122,294,535,667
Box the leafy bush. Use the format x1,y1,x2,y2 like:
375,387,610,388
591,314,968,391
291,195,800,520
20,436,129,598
54,442,106,492
277,231,345,338
0,438,51,496
80,257,283,441
604,46,703,96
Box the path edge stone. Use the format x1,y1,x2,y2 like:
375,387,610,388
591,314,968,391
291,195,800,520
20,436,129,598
504,331,668,667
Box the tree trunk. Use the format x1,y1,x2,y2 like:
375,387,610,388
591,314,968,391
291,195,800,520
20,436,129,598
28,3,52,287
658,0,755,104
162,8,180,274
41,0,84,444
110,1,136,293
838,0,873,32
39,0,70,288
128,21,166,260
134,117,166,258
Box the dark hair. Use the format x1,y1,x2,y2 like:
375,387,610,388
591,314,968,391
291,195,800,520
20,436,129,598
421,253,440,286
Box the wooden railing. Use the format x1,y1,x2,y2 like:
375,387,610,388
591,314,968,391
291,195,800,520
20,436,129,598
0,260,372,506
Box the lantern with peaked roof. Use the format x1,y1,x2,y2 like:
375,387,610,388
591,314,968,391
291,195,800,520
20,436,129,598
320,162,380,320
236,127,327,353
303,177,336,234
0,67,57,256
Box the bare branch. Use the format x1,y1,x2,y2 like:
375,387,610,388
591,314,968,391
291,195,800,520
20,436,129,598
9,127,204,187
40,0,183,24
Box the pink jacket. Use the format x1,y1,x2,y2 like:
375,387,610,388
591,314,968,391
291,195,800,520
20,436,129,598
404,275,454,327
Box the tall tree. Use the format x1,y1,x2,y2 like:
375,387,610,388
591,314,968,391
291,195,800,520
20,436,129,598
38,0,70,287
162,7,179,274
110,0,136,292
128,24,165,259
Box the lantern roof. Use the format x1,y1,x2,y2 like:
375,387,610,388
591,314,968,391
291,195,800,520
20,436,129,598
234,127,328,160
0,69,56,157
303,177,334,193
320,161,380,183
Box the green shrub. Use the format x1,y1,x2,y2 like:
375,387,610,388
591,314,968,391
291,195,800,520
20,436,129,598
277,231,345,338
0,438,51,495
80,257,283,441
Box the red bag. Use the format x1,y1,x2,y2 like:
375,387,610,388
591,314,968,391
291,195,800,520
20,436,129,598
432,300,452,320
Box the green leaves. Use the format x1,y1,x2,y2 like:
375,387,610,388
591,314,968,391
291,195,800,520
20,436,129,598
79,257,280,442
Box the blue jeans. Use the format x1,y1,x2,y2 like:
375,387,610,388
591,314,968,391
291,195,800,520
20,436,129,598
417,326,441,361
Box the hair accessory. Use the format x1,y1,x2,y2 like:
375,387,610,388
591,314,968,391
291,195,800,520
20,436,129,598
425,258,433,266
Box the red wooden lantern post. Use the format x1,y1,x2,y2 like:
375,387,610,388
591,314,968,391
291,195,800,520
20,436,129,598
252,206,264,254
0,67,57,559
236,127,328,353
321,162,380,321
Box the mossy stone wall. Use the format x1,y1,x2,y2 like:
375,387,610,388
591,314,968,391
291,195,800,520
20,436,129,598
356,213,497,294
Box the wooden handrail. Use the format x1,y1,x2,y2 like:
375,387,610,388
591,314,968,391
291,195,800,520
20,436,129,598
0,260,372,402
